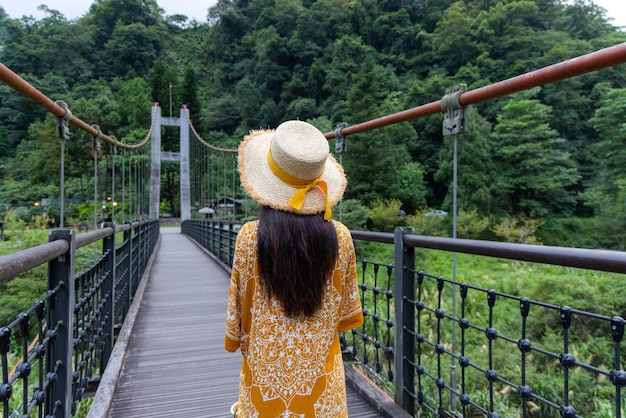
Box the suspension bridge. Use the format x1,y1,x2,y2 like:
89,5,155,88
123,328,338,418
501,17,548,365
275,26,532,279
0,42,626,418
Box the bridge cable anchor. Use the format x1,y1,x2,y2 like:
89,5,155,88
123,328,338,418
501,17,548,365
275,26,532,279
334,122,348,154
441,84,467,136
54,100,71,140
91,125,102,154
440,83,467,415
109,136,117,155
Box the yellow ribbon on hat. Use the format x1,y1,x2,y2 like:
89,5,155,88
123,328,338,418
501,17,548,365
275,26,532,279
268,149,332,221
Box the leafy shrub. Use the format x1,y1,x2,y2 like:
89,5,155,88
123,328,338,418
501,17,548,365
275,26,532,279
492,215,542,244
368,199,405,232
456,209,490,239
538,216,604,249
405,209,449,237
337,199,370,230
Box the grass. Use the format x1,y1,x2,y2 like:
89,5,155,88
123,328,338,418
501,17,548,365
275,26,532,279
0,227,128,418
2,230,624,417
352,241,626,417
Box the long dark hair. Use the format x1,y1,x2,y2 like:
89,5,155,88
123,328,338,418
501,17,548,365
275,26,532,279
257,206,339,318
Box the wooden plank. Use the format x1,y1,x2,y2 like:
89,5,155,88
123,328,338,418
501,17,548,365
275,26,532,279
107,228,386,417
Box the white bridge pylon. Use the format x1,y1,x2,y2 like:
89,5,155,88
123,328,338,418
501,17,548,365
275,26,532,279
149,105,191,221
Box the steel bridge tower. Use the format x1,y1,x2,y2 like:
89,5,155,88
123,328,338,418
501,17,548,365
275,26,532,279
149,105,191,221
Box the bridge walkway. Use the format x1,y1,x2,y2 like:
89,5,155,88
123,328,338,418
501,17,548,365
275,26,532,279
95,227,389,418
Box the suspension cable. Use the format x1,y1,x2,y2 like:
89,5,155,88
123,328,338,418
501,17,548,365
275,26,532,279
0,61,157,149
110,141,116,223
2,43,625,146
231,153,236,216
324,42,626,139
183,105,238,153
131,152,136,219
101,141,108,223
55,100,71,228
91,126,101,259
92,126,101,230
121,148,126,222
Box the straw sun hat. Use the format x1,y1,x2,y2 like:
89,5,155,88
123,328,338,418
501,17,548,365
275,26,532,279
238,120,347,220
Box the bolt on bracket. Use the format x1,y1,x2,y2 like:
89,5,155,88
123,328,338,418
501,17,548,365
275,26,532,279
91,125,102,154
441,84,467,136
55,100,72,140
334,122,348,154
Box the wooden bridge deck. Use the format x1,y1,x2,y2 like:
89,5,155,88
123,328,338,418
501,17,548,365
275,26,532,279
91,227,395,418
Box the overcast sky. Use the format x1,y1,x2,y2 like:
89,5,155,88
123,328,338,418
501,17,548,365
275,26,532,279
596,0,626,27
1,0,624,27
2,0,625,27
1,0,218,22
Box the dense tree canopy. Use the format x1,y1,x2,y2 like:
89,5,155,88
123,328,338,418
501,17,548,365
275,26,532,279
0,0,625,247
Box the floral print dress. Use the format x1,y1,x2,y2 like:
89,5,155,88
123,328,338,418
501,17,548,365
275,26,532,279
224,220,363,417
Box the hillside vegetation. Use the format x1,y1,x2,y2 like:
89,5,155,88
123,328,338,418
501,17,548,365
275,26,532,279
1,3,625,414
0,0,625,249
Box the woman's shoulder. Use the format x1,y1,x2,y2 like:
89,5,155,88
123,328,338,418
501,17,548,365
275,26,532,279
240,220,259,231
331,220,351,239
237,220,259,241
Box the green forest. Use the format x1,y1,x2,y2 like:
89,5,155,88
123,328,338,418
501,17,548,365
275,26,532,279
0,0,625,249
1,2,626,416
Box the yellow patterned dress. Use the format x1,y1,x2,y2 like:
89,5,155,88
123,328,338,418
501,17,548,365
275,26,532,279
224,220,363,418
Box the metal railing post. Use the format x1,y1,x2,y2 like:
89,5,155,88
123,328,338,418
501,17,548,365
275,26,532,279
203,220,208,248
142,221,149,270
130,223,138,288
124,221,133,306
101,223,116,370
139,221,146,272
228,222,234,266
211,220,217,255
394,227,415,415
46,229,75,418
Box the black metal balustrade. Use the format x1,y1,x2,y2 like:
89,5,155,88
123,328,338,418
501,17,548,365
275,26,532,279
0,38,624,418
342,260,395,393
181,219,241,268
0,220,158,418
181,220,626,417
391,229,626,418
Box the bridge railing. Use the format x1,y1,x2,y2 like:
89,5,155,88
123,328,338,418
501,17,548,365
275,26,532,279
358,229,626,418
182,219,241,268
0,220,159,418
181,42,626,418
181,220,626,417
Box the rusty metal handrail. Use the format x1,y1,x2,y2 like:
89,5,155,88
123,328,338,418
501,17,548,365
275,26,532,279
0,221,144,283
0,63,155,149
4,42,624,146
73,221,138,248
352,230,626,274
0,239,69,283
0,220,160,418
326,42,626,138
